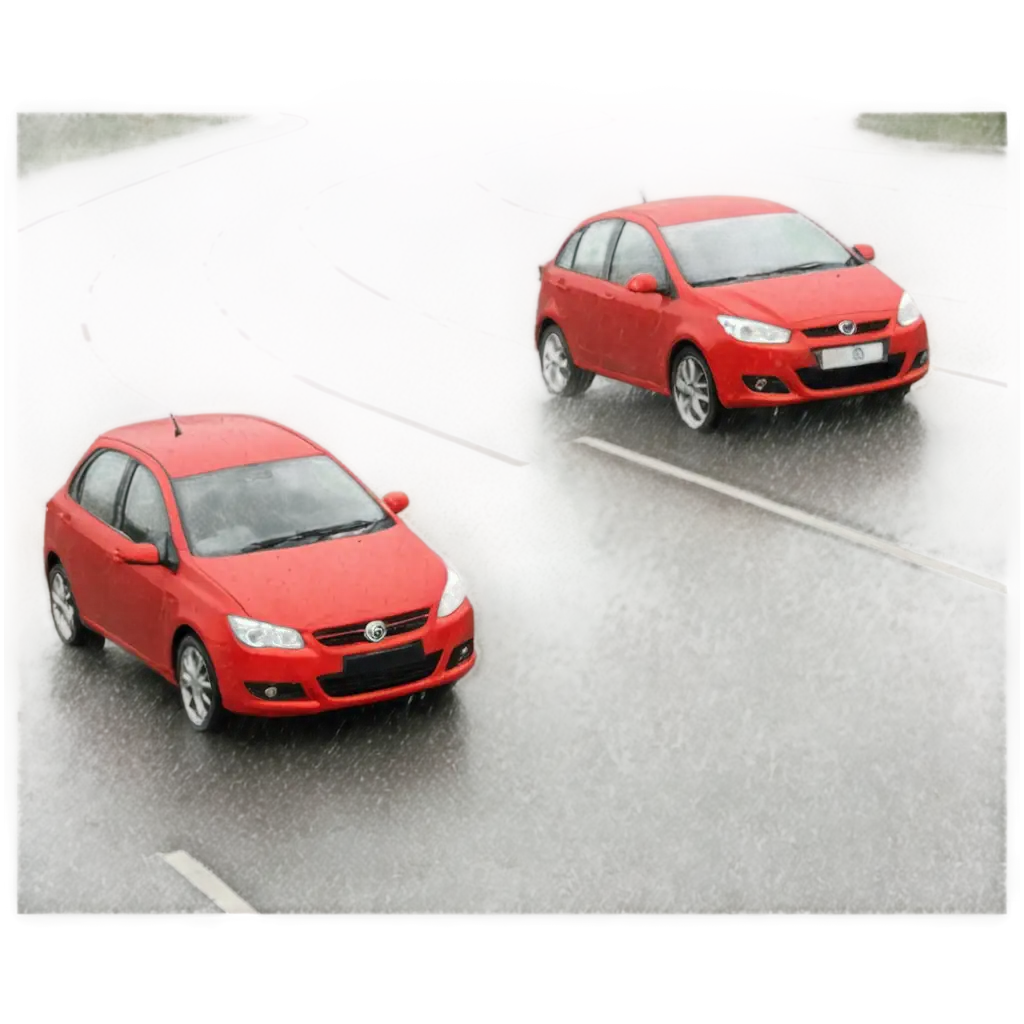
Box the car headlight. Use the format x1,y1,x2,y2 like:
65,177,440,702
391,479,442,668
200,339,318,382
897,291,922,327
716,315,791,344
437,565,467,618
227,615,305,649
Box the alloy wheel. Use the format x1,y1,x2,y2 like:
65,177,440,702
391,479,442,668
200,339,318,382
179,645,215,727
541,332,571,394
673,354,712,429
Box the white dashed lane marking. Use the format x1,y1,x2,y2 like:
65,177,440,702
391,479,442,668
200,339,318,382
161,850,257,914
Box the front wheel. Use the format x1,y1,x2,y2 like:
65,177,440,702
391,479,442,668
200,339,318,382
878,383,911,402
671,349,721,432
539,325,593,397
177,635,227,732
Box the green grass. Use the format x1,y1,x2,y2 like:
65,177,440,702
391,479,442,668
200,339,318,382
17,113,243,175
856,112,1006,148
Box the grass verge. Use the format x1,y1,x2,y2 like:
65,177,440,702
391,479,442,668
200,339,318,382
17,111,248,179
851,105,1011,159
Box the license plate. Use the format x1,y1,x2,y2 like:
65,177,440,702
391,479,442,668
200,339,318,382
818,340,885,370
343,641,424,675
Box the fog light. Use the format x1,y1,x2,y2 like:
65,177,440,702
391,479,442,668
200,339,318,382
912,349,929,368
742,375,789,394
445,639,474,669
245,682,305,700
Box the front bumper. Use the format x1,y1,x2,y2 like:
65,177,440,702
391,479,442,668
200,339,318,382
209,600,475,716
711,320,929,407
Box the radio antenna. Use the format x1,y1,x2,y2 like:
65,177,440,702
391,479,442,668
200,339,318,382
170,413,182,437
640,188,648,202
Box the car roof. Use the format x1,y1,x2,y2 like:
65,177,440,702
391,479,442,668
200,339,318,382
602,195,795,228
99,414,322,478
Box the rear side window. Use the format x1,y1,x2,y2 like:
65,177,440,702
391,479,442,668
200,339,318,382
555,230,583,269
76,449,130,526
572,219,622,278
609,222,670,290
123,464,172,545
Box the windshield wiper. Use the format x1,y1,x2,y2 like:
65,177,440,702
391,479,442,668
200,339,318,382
240,519,387,553
696,260,847,288
769,260,846,276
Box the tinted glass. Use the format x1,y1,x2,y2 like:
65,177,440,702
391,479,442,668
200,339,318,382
609,222,669,289
77,450,130,525
173,455,391,557
555,230,582,269
660,212,852,286
572,219,621,278
123,465,171,545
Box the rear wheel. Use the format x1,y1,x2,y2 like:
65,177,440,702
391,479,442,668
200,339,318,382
48,564,104,649
671,348,721,432
539,325,593,397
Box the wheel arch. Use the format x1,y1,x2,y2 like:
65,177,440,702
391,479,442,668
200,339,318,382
536,316,560,349
667,337,711,386
171,623,204,676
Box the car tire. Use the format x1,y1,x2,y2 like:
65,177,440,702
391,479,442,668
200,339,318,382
48,564,105,649
671,348,721,432
176,634,227,733
879,383,911,402
539,325,594,398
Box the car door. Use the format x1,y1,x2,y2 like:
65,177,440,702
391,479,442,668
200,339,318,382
601,221,675,385
554,218,623,369
102,460,178,668
60,448,132,631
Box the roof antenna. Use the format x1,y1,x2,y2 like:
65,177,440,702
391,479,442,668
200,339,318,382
170,413,182,437
640,188,648,202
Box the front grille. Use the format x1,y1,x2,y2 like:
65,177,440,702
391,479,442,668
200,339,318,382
802,318,890,338
318,644,442,698
797,352,905,391
313,607,430,647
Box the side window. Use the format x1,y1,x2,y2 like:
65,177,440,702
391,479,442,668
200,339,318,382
572,219,622,279
123,464,171,545
76,450,130,526
609,222,669,289
555,229,583,269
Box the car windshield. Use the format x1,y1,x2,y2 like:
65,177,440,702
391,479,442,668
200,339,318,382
659,212,854,287
173,455,391,557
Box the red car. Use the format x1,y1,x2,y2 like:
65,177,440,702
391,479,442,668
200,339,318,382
535,196,929,430
43,415,476,731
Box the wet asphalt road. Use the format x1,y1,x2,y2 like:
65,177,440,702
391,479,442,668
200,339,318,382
14,101,1010,912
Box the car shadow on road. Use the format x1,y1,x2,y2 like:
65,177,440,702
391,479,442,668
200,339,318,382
538,377,929,519
39,638,470,790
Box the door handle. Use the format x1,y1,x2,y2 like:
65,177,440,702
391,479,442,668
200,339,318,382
57,510,72,523
601,290,615,300
554,277,568,290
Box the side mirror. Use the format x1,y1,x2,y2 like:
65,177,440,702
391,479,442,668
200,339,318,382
113,540,161,566
852,244,875,262
627,273,660,294
382,491,409,515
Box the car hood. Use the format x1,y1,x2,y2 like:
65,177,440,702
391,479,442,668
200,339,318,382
699,264,903,328
194,523,447,632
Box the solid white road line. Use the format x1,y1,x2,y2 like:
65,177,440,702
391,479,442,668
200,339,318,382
575,435,1006,596
929,364,1007,387
161,850,257,914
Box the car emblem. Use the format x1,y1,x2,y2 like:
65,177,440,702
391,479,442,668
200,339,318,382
364,620,387,643
838,320,857,336
853,346,864,362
